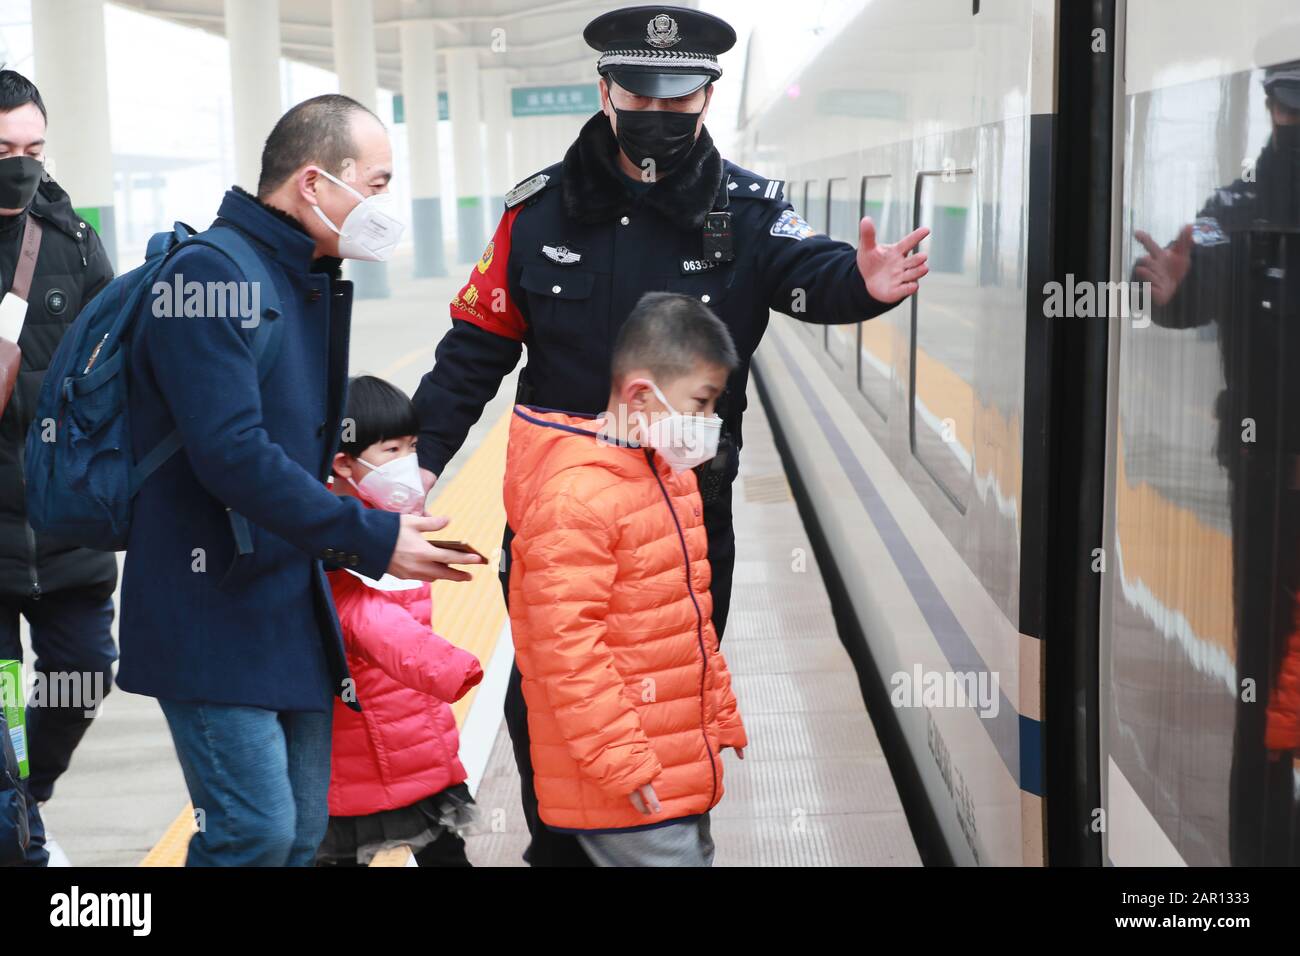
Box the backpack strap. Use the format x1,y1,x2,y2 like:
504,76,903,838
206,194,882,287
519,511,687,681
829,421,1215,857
184,226,285,383
130,225,289,556
145,221,196,260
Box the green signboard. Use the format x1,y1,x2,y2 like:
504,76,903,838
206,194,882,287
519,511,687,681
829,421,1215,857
511,84,599,117
393,85,595,123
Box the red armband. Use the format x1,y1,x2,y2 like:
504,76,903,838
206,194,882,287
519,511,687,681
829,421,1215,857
449,205,526,341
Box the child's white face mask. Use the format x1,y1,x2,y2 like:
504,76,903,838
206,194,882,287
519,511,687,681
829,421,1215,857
639,380,723,473
348,451,425,514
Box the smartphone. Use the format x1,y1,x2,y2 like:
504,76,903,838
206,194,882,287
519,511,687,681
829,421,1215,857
426,539,487,563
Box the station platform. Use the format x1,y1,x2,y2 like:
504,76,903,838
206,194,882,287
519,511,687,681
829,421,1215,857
29,261,918,867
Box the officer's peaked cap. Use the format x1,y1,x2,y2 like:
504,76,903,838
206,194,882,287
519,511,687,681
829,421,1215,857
585,5,737,99
1264,59,1300,110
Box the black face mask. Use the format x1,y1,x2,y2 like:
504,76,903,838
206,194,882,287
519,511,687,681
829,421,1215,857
0,155,43,211
610,106,700,179
1272,123,1300,163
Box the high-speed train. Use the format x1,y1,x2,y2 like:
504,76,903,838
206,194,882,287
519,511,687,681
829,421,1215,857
737,0,1300,865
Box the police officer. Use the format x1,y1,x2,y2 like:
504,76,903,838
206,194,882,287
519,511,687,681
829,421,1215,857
411,4,929,866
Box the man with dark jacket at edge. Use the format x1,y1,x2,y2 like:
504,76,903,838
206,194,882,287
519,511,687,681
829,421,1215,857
410,5,931,866
0,70,116,867
114,94,480,866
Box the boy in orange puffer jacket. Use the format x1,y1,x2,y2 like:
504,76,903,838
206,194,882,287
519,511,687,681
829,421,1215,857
503,292,747,867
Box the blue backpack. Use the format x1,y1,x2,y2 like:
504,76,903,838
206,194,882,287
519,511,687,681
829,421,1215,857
24,222,283,552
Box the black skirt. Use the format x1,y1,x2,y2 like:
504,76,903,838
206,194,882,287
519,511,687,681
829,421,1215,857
316,783,477,866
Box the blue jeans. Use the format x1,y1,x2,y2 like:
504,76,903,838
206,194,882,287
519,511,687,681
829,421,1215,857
158,699,332,866
0,588,117,867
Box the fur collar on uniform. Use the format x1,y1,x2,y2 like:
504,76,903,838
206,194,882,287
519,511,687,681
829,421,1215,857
561,110,724,230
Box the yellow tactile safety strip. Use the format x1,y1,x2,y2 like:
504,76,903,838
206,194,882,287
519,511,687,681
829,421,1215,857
137,807,198,867
140,409,513,866
426,409,511,727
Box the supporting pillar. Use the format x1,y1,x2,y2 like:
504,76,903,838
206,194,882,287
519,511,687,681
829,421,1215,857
481,69,511,221
225,0,283,196
31,0,117,268
332,0,389,299
399,18,446,277
445,49,485,263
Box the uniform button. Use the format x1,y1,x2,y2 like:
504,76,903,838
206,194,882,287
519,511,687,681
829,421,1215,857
701,294,711,304
316,421,327,438
620,216,630,226
551,284,561,294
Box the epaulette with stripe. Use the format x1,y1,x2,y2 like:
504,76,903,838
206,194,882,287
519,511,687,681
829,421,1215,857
504,172,553,208
724,173,785,201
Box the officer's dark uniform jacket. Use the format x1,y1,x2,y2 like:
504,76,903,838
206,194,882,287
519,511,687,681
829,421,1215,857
414,112,899,620
1146,133,1300,469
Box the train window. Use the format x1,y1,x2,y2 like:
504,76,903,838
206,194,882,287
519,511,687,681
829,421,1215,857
910,168,977,511
805,179,827,234
825,177,856,371
858,174,894,419
827,177,857,242
800,180,824,340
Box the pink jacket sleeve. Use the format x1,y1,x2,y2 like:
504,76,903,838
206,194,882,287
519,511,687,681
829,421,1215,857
334,577,484,703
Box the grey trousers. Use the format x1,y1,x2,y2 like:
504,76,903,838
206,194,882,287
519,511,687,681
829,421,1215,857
576,814,714,867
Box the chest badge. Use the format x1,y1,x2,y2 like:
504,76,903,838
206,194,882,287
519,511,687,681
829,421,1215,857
45,288,68,315
542,243,582,265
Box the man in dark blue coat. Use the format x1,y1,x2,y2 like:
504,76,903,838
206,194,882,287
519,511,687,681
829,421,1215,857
411,6,930,865
117,94,477,866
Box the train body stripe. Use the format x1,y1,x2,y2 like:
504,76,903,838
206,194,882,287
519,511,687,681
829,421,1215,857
770,331,1043,796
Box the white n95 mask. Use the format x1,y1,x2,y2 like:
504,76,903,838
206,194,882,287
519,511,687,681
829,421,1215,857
640,380,723,473
311,166,405,262
348,451,426,514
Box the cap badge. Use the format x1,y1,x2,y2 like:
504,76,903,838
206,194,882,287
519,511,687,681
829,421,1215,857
646,14,680,48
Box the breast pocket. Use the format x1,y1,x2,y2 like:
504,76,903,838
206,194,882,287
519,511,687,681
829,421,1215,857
519,264,599,352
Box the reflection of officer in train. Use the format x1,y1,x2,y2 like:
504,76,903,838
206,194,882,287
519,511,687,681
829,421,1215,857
1135,61,1300,865
411,5,930,866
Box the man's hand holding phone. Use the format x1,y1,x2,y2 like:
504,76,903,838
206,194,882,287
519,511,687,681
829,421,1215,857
387,514,484,582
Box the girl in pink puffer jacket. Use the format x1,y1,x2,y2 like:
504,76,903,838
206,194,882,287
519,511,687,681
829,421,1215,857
315,376,484,867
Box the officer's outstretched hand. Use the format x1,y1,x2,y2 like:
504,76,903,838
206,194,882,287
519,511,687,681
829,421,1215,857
857,218,930,303
1134,224,1193,307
